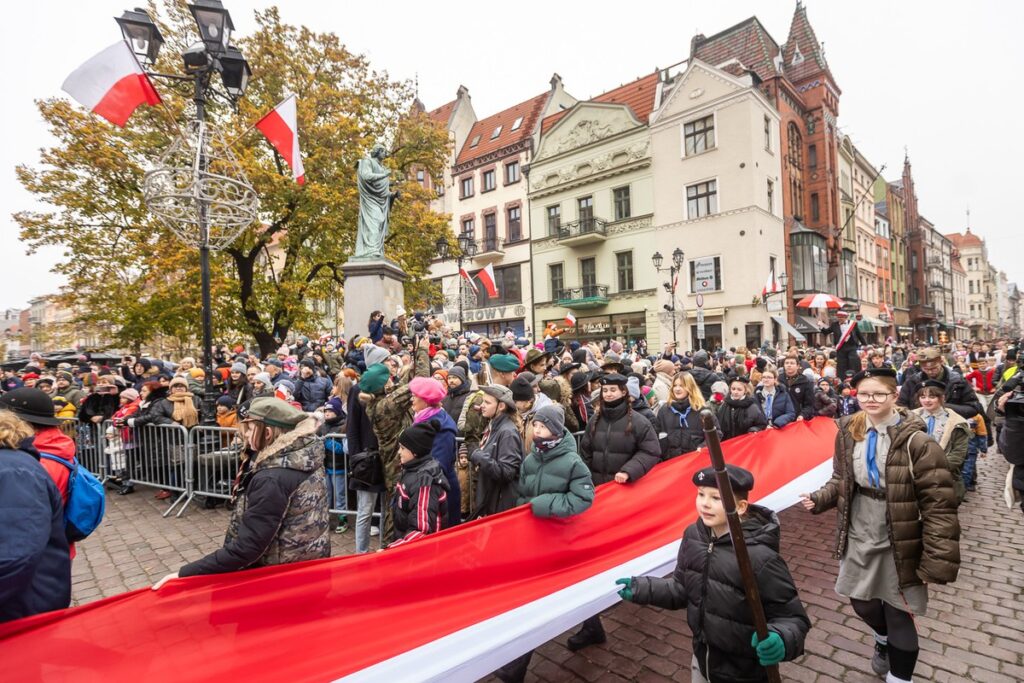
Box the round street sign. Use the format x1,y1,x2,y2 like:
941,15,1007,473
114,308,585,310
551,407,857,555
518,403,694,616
695,293,704,308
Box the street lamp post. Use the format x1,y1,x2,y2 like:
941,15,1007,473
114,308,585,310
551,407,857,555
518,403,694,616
762,271,789,345
118,2,256,424
652,247,685,347
436,234,478,332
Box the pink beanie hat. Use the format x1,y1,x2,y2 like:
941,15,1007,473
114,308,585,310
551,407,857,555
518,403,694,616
409,377,447,406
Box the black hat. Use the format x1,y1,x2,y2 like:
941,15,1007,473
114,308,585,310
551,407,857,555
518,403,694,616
509,376,535,402
399,419,439,458
850,366,897,388
299,358,316,369
0,388,63,426
571,348,589,365
570,371,591,394
557,361,580,375
599,372,628,387
692,464,754,493
755,357,768,372
921,379,947,391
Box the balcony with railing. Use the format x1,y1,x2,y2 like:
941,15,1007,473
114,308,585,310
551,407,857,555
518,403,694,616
910,303,937,321
927,255,943,267
554,217,608,246
474,236,504,264
556,283,610,310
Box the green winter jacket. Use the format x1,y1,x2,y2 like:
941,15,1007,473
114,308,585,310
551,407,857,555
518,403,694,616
516,431,594,518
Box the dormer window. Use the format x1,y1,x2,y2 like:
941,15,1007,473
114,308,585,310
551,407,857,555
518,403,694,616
792,45,804,66
511,116,523,131
491,125,502,139
470,134,481,148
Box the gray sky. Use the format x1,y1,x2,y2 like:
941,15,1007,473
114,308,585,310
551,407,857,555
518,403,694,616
3,0,1021,310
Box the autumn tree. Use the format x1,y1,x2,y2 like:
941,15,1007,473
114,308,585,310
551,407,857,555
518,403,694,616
16,2,450,356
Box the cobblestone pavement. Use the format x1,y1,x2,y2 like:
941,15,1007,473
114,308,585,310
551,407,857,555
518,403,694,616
72,450,1022,682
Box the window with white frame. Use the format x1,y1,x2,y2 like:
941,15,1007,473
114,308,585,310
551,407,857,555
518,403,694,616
686,180,718,218
683,115,715,155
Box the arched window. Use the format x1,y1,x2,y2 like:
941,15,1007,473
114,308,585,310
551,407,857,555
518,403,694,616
787,122,803,169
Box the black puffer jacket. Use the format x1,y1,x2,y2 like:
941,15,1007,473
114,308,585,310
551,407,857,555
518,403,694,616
390,454,450,544
779,371,816,420
689,365,723,401
443,381,472,423
631,506,811,683
718,396,768,441
654,399,721,459
468,413,523,518
130,386,175,427
897,365,983,419
580,400,661,484
632,396,658,430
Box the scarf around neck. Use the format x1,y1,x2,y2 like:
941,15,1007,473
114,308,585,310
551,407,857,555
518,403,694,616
414,405,443,424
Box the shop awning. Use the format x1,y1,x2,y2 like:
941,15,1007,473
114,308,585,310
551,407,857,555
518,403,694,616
771,315,806,342
862,316,888,327
795,316,824,334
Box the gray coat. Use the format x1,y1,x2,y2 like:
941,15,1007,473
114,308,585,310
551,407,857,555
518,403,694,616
469,413,523,518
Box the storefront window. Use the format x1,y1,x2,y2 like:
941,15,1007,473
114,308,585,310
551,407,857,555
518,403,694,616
544,311,647,344
745,323,763,349
691,323,723,351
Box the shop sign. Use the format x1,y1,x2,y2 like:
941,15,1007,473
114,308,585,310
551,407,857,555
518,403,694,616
464,304,527,322
693,258,717,293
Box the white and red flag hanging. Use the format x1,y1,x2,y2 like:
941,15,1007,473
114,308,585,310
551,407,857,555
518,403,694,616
459,266,479,294
61,41,161,127
477,263,499,298
761,270,781,301
255,93,306,185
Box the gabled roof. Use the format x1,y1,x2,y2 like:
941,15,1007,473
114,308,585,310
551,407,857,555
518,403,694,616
874,201,888,219
427,99,457,127
540,72,660,135
782,3,838,88
946,229,984,248
455,92,548,165
690,17,781,84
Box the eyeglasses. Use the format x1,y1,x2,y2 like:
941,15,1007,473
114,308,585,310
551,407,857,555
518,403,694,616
858,392,893,403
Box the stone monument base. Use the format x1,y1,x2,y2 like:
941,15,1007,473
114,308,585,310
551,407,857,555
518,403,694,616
342,258,407,341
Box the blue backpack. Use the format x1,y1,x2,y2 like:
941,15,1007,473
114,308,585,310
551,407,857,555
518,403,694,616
39,453,106,542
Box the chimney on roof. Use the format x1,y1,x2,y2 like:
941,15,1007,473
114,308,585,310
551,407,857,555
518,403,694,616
550,73,563,91
690,33,705,57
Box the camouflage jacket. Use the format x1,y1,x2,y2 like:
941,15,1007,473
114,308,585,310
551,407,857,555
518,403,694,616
364,345,431,485
179,416,330,577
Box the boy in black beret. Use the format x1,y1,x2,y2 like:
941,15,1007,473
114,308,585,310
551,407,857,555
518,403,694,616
387,419,451,548
615,464,810,683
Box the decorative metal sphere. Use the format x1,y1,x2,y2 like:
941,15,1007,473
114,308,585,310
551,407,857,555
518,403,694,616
142,119,258,250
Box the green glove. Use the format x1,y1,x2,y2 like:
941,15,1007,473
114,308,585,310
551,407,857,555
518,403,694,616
614,578,634,602
751,630,785,666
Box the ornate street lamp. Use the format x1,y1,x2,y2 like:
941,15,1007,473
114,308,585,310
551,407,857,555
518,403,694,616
438,234,477,331
653,248,685,347
115,7,164,65
123,1,255,424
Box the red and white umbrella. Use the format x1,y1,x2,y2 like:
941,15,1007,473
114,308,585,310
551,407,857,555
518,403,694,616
796,293,845,309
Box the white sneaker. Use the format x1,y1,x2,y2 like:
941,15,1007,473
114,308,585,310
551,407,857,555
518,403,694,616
370,526,380,537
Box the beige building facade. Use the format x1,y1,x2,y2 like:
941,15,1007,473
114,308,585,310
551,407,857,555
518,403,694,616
648,60,785,351
946,229,994,338
852,145,879,322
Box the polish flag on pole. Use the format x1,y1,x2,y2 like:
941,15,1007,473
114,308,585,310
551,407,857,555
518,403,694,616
565,312,577,326
61,41,161,128
477,263,499,298
760,270,780,301
255,94,306,185
459,266,479,294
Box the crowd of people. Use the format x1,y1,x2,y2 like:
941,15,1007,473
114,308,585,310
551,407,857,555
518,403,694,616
3,305,1024,683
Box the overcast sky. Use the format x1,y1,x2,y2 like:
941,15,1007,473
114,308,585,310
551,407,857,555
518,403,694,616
2,0,1021,310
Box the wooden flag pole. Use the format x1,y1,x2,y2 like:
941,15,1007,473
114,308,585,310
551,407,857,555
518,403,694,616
700,409,782,683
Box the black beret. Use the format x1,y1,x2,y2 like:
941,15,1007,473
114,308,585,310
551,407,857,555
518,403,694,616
850,366,897,388
599,372,627,387
692,464,754,493
921,379,947,391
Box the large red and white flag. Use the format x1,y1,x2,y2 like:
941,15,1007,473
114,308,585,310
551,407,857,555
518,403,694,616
565,312,577,326
61,41,161,127
255,94,306,185
761,270,780,300
459,266,479,294
477,263,499,298
0,419,836,681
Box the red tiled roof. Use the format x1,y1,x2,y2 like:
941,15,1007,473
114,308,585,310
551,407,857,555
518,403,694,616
541,72,660,135
691,17,780,83
781,3,837,88
946,230,983,248
427,99,456,127
455,92,548,165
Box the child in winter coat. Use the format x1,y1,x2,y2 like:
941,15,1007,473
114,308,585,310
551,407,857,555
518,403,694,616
912,379,970,503
495,404,595,683
387,419,450,547
838,381,860,416
617,465,810,683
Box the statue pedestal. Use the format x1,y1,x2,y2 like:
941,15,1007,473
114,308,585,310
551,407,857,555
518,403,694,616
342,258,407,340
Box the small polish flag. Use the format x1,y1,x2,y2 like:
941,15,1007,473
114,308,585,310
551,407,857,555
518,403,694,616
459,266,479,293
61,41,161,128
760,270,780,301
565,312,577,326
477,263,499,298
255,94,306,185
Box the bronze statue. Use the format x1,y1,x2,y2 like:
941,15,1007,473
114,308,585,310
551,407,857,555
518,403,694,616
353,144,398,260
